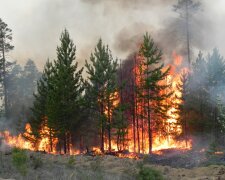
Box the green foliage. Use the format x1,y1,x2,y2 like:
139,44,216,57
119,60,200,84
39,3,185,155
85,39,118,151
137,33,172,152
12,148,28,176
138,166,164,180
30,29,84,153
66,156,76,168
47,29,84,140
186,49,225,139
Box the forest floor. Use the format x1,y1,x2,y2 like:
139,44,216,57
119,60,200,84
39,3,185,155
1,148,225,180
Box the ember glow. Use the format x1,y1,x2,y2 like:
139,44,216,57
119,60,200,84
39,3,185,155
0,52,192,156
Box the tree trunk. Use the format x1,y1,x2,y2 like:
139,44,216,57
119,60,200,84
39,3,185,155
1,34,8,117
100,103,105,152
185,0,191,67
64,134,67,154
214,106,218,143
136,100,140,153
107,97,111,152
49,128,53,152
147,62,152,154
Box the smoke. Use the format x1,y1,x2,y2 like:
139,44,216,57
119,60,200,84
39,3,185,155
82,0,173,9
0,0,224,69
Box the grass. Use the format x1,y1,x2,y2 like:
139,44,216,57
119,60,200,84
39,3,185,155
12,147,28,176
66,156,76,168
138,166,164,180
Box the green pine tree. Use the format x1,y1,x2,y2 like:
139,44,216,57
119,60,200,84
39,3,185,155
139,33,172,154
29,60,54,150
85,39,118,152
47,29,83,154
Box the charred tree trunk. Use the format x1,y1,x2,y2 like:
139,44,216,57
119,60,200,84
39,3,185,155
107,97,112,152
63,134,67,154
147,63,152,154
136,101,140,154
141,99,144,153
49,128,53,152
132,57,136,152
184,112,188,148
132,102,136,152
100,103,105,152
147,97,152,154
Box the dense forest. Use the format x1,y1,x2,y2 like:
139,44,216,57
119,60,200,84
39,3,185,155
1,0,225,155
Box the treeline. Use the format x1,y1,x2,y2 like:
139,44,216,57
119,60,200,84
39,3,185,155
179,49,225,145
28,28,225,154
26,28,175,154
0,18,40,129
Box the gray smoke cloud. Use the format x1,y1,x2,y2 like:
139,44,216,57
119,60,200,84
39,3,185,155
0,0,224,69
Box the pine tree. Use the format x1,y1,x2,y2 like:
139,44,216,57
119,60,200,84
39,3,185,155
0,18,14,117
112,61,128,151
85,39,118,152
173,0,200,66
47,29,83,154
176,71,189,146
139,33,172,154
206,48,225,141
188,52,210,135
29,60,53,149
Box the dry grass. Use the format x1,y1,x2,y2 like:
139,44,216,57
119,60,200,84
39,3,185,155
1,150,225,180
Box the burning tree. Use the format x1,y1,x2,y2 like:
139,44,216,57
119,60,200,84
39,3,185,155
85,39,118,152
28,29,84,154
137,33,172,154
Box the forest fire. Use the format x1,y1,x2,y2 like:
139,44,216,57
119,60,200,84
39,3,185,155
0,51,192,158
121,51,192,154
0,123,58,154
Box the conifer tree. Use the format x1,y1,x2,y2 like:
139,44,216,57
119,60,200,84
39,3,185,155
174,0,200,66
29,60,54,149
47,29,83,154
0,18,14,117
85,39,118,152
139,33,172,154
206,48,225,141
176,71,189,146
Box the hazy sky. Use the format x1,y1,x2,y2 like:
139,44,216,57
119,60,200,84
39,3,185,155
0,0,225,69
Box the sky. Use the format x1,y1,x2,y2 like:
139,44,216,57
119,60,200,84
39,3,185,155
0,0,225,70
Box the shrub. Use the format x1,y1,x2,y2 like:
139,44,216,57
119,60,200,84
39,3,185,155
138,166,164,180
12,148,28,176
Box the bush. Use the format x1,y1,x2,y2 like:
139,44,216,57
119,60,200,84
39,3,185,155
12,148,28,176
138,166,164,180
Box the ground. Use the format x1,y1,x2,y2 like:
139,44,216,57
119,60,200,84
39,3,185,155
0,149,225,180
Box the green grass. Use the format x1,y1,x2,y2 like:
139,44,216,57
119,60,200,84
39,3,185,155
12,148,28,176
138,166,164,180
